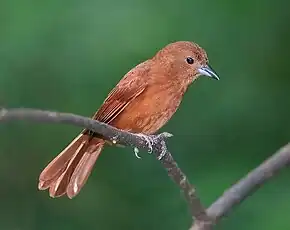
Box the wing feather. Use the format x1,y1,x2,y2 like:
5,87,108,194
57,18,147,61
94,86,145,124
92,61,150,124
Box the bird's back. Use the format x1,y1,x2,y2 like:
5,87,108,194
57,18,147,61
102,60,187,134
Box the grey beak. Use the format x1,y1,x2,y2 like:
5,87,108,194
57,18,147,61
198,64,220,80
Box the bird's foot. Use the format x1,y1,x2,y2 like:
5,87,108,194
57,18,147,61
134,132,173,160
133,147,141,159
155,132,173,160
157,132,174,139
135,133,155,153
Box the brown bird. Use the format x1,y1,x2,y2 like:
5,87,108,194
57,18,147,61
38,41,219,199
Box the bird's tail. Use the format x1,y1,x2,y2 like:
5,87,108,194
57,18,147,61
38,133,105,199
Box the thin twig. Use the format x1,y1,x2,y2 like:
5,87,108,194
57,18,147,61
0,108,208,224
190,143,290,230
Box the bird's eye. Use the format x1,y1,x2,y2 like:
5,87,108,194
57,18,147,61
186,57,194,64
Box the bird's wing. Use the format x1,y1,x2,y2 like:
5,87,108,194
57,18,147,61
92,61,150,124
93,83,146,124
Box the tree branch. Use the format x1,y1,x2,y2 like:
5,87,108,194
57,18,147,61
1,108,290,230
190,142,290,230
0,108,209,224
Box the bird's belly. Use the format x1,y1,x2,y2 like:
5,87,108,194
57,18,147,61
111,89,183,134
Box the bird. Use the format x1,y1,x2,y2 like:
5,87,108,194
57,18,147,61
38,41,219,199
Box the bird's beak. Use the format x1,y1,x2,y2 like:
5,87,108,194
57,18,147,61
198,64,220,80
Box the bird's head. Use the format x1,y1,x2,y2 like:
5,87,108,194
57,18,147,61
153,41,219,83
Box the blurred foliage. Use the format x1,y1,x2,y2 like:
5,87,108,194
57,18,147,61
0,0,290,229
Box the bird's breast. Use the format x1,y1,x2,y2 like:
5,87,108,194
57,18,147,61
112,83,186,134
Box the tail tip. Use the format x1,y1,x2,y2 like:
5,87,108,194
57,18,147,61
38,180,48,190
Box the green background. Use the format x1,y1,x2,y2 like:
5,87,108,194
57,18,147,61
1,0,290,229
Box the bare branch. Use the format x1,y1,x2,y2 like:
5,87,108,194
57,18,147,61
1,108,290,230
190,143,290,230
0,108,209,224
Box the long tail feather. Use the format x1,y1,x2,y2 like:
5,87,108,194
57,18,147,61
67,142,103,198
48,144,86,198
38,134,87,189
38,134,104,198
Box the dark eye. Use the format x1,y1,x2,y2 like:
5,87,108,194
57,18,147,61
186,57,194,64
